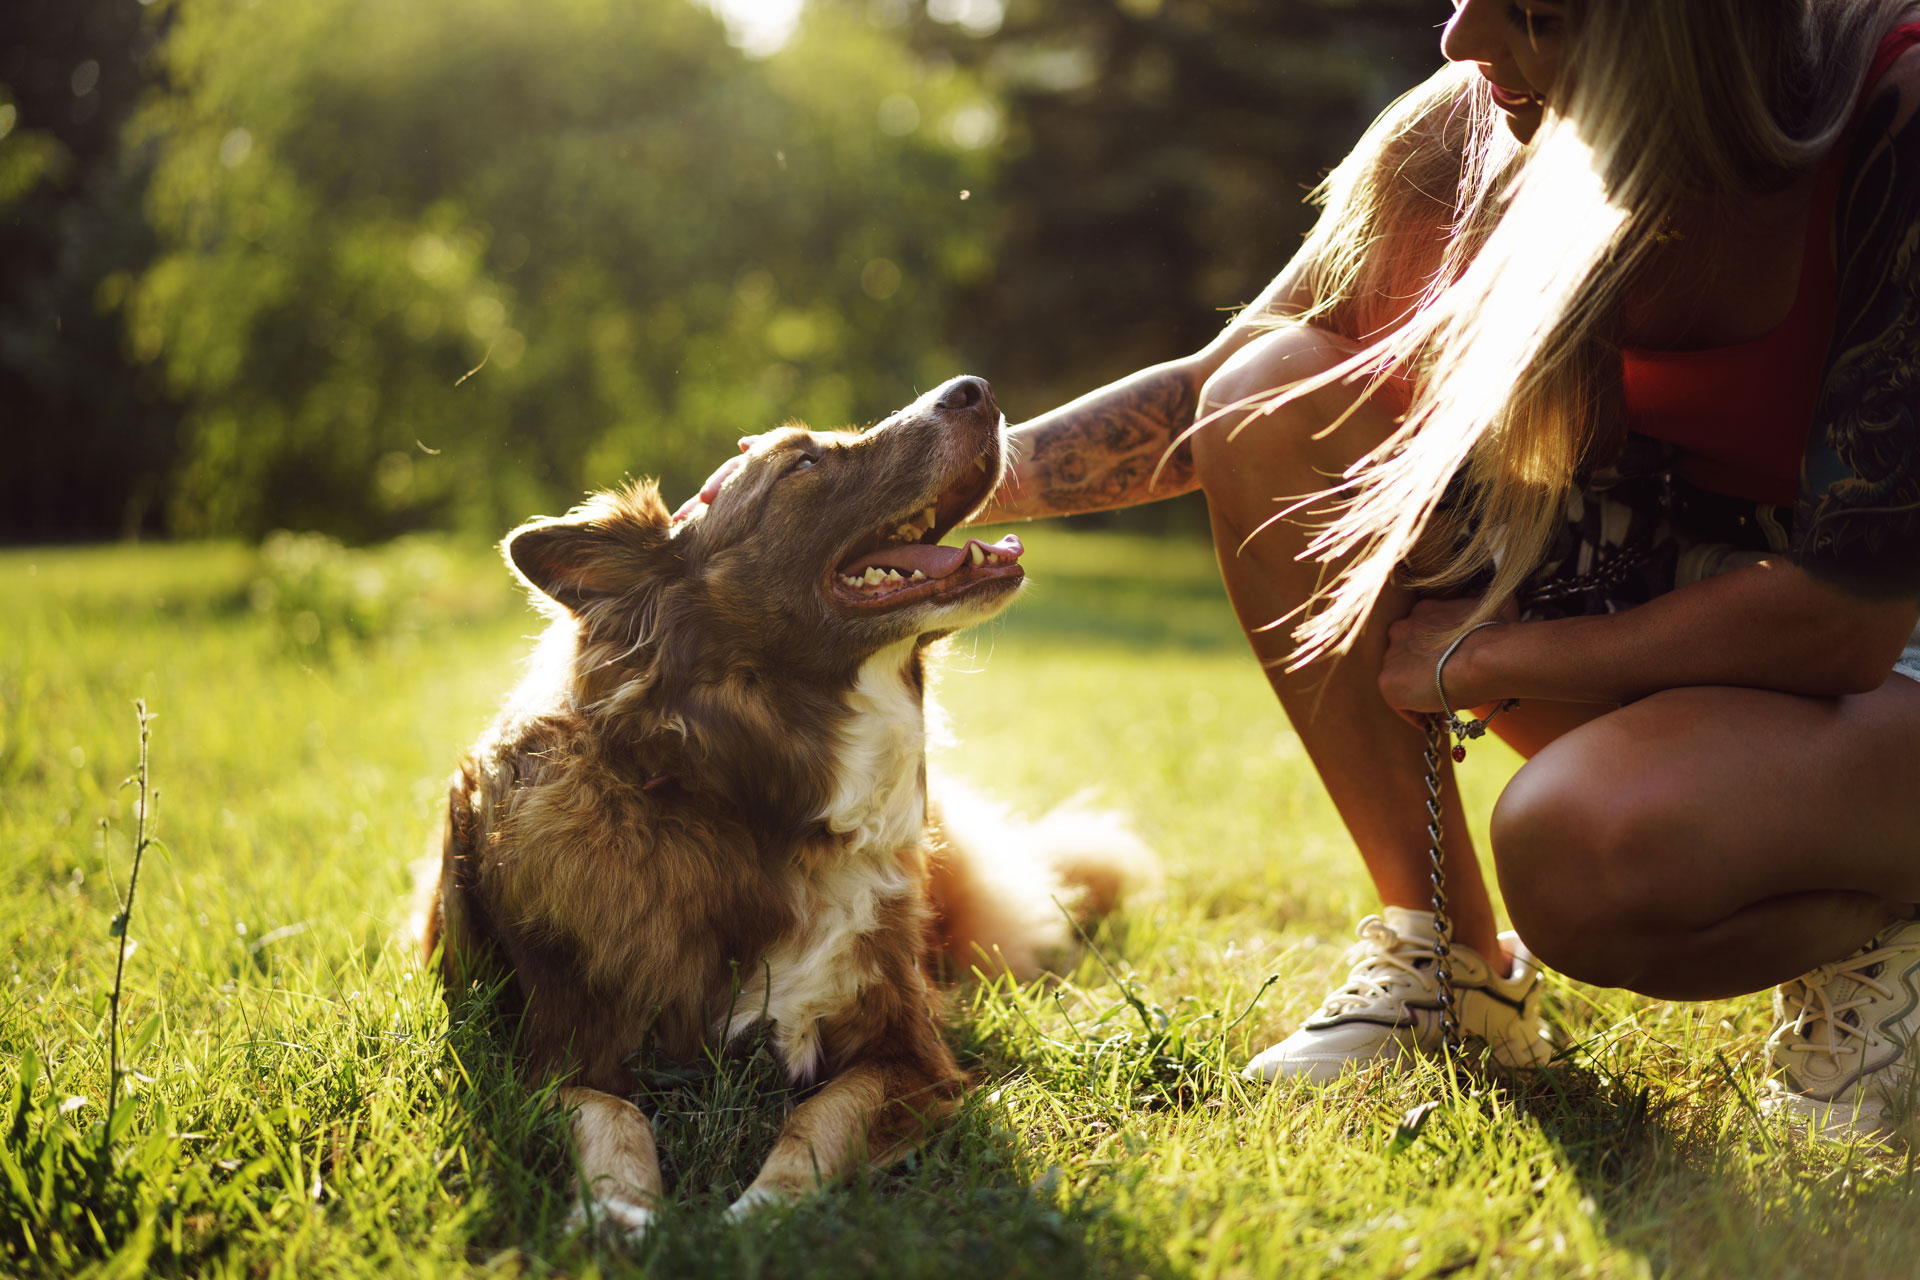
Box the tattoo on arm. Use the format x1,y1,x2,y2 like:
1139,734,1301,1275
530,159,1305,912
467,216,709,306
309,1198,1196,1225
1001,373,1201,517
1795,82,1920,599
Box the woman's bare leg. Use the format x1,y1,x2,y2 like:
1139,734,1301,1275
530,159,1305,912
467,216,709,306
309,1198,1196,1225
1190,325,1503,965
1486,699,1614,760
1493,675,1920,998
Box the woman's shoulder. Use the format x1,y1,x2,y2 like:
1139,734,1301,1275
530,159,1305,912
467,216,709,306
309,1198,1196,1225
1877,39,1920,103
1849,37,1920,147
1826,36,1920,257
1794,38,1920,601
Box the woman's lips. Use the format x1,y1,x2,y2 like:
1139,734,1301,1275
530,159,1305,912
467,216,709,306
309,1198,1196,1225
1487,80,1544,110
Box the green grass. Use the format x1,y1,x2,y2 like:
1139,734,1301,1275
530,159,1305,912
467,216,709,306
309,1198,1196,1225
2,526,1914,1279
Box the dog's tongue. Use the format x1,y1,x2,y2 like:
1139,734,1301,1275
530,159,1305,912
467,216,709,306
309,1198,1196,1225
846,534,1023,579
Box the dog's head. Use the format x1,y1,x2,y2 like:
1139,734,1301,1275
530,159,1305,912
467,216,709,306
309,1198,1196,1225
501,375,1021,823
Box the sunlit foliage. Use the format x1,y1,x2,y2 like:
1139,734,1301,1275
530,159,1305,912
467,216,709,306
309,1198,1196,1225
127,0,995,540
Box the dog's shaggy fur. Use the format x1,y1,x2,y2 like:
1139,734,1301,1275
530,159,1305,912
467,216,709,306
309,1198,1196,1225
416,377,1150,1237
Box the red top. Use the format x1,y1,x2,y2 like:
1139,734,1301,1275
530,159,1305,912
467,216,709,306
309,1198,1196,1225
1619,23,1920,507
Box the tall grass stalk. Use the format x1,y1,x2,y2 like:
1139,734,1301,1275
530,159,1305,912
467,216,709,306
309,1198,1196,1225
104,699,157,1154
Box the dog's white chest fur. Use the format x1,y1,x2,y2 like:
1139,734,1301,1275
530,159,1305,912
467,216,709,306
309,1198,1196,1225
818,641,927,855
727,644,926,1079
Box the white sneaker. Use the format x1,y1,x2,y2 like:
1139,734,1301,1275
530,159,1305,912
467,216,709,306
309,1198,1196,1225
1762,918,1920,1140
1243,907,1556,1084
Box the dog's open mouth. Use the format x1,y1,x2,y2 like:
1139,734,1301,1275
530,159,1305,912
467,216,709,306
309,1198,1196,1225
828,453,1024,611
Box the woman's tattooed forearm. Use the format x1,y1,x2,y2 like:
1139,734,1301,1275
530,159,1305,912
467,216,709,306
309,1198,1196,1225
1797,85,1920,598
1017,374,1201,515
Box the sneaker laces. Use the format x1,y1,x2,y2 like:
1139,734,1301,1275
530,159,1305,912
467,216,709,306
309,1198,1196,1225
1771,935,1920,1069
1316,916,1436,1019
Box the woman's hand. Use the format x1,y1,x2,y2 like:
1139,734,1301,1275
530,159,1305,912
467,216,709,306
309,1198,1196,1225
1377,596,1517,719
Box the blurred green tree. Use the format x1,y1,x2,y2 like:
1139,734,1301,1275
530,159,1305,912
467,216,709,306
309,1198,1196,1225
128,0,996,540
0,0,179,541
888,0,1440,417
5,0,1455,543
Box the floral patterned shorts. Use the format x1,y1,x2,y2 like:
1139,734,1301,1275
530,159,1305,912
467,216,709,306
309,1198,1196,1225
1518,437,1920,685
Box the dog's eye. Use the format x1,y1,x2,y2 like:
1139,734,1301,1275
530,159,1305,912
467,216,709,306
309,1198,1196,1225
784,452,819,476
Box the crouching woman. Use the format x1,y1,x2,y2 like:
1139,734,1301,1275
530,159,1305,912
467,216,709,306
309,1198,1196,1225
981,0,1920,1134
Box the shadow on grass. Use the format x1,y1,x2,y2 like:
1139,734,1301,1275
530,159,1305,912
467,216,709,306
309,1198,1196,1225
437,1004,1173,1280
1494,1048,1919,1277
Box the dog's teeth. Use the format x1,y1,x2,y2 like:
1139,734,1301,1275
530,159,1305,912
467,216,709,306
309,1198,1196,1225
968,543,984,566
922,506,937,526
910,570,925,581
985,552,999,565
884,569,903,583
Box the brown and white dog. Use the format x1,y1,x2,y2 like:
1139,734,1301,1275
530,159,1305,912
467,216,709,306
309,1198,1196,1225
417,376,1149,1240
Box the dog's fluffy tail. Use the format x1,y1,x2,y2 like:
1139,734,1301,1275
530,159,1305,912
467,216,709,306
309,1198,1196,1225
925,772,1158,982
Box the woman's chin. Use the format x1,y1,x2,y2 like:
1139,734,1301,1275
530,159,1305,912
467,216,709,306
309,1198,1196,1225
1502,110,1545,144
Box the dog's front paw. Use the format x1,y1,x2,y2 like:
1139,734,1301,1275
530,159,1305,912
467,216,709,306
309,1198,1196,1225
725,1186,790,1220
566,1193,656,1246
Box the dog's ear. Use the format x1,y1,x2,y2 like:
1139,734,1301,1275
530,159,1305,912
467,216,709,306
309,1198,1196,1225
504,480,675,613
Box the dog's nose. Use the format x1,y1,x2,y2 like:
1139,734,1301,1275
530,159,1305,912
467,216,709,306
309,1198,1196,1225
937,376,994,414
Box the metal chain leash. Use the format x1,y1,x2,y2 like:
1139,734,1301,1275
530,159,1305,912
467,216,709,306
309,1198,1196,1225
1422,713,1462,1057
1520,536,1654,606
1418,538,1656,1064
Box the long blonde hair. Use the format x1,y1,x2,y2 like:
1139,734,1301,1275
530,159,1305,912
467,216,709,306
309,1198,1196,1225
1264,0,1915,666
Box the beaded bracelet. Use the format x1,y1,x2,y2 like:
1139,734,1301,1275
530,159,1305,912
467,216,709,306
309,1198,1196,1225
1434,621,1519,763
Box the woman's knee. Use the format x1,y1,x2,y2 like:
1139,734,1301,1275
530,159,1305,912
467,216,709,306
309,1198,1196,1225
1491,736,1694,987
1492,762,1596,966
1198,324,1351,417
1190,325,1355,488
